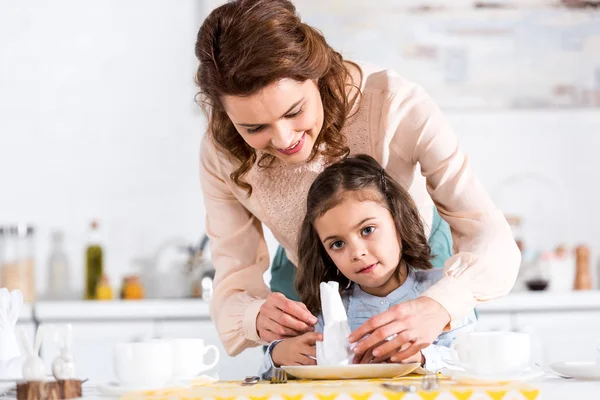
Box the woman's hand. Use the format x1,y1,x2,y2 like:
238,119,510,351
257,292,318,342
354,339,424,366
348,297,449,363
271,332,323,367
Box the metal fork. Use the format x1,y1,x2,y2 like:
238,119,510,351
421,373,440,391
271,368,287,384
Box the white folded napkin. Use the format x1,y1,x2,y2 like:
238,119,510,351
316,281,354,366
0,288,24,379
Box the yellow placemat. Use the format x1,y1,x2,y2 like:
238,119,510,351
121,374,540,400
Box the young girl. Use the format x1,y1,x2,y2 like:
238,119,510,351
260,155,476,377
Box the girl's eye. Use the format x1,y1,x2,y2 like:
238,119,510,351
246,126,264,134
285,107,303,118
330,240,344,250
362,226,375,236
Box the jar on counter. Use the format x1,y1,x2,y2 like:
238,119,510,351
0,224,36,302
121,275,144,300
96,274,113,300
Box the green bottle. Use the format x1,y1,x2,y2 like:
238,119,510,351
85,220,103,300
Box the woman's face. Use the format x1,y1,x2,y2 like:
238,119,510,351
221,79,324,165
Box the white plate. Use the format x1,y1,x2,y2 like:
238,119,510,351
282,363,421,380
550,362,600,380
443,367,545,385
96,382,168,396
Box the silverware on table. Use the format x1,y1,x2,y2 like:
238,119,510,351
242,376,260,386
381,382,417,393
381,373,440,393
421,373,440,391
270,368,287,384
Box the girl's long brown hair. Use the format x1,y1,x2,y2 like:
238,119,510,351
296,154,434,316
195,0,361,195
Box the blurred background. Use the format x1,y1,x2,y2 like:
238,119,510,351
1,0,599,382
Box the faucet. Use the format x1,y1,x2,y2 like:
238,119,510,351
182,234,214,301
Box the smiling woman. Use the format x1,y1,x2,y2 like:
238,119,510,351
194,0,520,364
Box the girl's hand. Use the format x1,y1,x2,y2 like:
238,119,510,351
271,332,323,367
257,292,318,342
347,297,449,363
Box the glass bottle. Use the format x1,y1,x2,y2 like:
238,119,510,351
85,221,103,300
47,230,70,300
0,224,36,302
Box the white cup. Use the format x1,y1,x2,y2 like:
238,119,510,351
113,340,173,388
454,331,531,376
170,338,220,380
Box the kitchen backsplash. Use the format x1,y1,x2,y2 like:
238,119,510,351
296,1,600,109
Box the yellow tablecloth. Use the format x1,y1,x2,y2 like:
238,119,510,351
121,375,540,400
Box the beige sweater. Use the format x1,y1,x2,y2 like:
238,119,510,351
199,64,521,356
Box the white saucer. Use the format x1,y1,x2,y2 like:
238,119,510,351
96,382,168,396
550,362,600,380
282,363,421,380
443,367,545,385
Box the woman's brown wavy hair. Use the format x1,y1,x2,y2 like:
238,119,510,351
195,0,361,195
295,154,434,316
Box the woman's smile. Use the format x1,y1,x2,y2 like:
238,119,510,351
275,132,306,155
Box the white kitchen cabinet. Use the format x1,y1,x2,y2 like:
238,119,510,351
154,320,264,380
40,321,154,384
513,311,600,367
15,304,36,350
475,312,513,332
26,293,600,384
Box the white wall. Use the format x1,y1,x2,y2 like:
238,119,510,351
1,1,599,300
447,109,600,265
0,0,208,296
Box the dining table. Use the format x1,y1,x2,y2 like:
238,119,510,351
66,374,598,400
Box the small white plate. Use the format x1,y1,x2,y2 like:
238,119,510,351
282,363,421,380
443,367,545,385
550,362,600,380
96,382,168,396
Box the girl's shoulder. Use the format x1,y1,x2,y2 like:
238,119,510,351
412,268,445,292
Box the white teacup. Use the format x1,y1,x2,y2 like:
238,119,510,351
113,340,173,388
170,338,220,380
454,331,531,376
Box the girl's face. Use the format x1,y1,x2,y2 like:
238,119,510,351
314,192,403,297
221,79,324,165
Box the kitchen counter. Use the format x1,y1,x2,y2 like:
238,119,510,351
477,290,600,313
18,303,33,321
32,299,210,321
21,290,600,321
